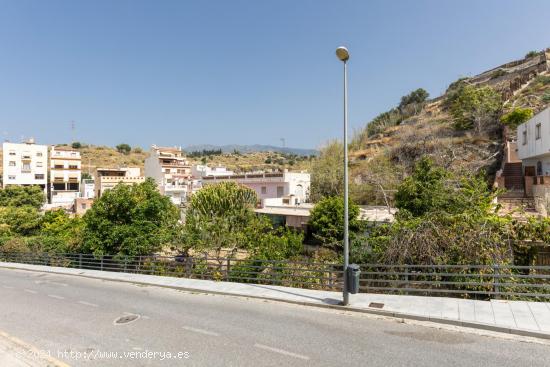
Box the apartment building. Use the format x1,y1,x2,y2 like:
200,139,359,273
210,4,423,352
49,146,81,206
95,167,144,198
80,178,95,199
517,106,550,175
202,170,310,203
145,145,192,206
2,139,48,194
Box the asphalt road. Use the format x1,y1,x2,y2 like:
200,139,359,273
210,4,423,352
0,268,549,367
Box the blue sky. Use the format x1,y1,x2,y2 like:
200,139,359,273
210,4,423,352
0,0,549,149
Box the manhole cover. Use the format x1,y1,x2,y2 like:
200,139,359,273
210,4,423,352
114,314,140,325
368,302,384,309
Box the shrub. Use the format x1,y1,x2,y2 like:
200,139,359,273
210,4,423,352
501,108,533,128
71,142,82,149
308,196,361,248
525,50,539,58
449,85,502,132
116,144,132,155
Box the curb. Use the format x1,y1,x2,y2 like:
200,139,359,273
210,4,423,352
2,263,550,341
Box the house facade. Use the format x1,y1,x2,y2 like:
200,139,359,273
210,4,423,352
144,145,192,206
517,106,550,176
95,167,144,198
49,146,81,206
202,170,310,203
2,139,48,194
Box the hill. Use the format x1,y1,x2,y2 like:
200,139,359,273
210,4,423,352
184,144,317,157
345,48,550,205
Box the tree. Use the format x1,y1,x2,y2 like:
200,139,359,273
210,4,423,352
81,178,180,256
449,85,502,133
394,157,449,217
0,186,45,209
310,141,344,202
71,142,82,149
0,206,42,236
308,196,361,248
525,50,539,58
398,88,429,114
116,143,132,155
81,172,92,180
500,108,533,128
183,182,258,257
38,209,84,253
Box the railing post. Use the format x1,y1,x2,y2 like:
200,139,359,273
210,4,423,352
404,265,409,295
493,264,500,300
79,254,82,269
226,258,230,281
100,255,104,271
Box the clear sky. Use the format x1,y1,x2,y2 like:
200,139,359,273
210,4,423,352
0,0,549,149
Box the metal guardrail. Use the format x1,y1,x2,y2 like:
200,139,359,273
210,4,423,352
1,252,549,301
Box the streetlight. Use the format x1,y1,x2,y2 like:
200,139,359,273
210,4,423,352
336,46,350,306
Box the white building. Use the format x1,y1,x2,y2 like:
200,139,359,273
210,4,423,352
517,106,550,175
144,145,192,206
49,146,81,206
202,170,310,204
191,165,234,178
2,139,48,194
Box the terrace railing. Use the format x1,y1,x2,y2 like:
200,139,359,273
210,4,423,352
1,252,549,301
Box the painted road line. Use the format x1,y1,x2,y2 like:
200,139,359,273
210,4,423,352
181,326,220,337
47,294,65,300
23,289,37,294
2,285,14,289
254,343,310,360
77,300,99,307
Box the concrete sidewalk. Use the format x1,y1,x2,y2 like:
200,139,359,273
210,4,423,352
1,261,550,340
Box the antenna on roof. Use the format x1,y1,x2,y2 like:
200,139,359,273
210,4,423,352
71,120,76,143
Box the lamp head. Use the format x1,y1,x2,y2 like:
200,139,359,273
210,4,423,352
336,46,349,62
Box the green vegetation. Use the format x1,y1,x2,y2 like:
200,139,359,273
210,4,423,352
115,143,132,155
81,178,180,256
308,196,360,249
525,50,539,58
359,158,550,266
188,149,223,158
182,182,303,261
448,85,502,132
500,108,533,128
0,186,45,209
71,141,82,149
309,141,343,202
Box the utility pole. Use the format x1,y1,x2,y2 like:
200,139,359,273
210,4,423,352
71,120,75,143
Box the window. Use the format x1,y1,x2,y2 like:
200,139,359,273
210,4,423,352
8,161,15,166
36,162,43,167
8,175,15,180
277,186,284,198
36,152,43,157
523,130,527,145
81,203,87,209
8,151,15,156
261,186,267,194
22,163,31,172
536,123,541,140
35,174,45,180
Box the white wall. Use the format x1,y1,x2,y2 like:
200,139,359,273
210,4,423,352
517,107,550,160
2,142,48,191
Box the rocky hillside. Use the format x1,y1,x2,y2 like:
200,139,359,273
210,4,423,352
348,48,550,205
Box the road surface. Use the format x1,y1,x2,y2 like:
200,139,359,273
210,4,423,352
0,267,549,367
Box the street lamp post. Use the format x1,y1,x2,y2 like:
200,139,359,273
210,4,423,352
336,46,350,306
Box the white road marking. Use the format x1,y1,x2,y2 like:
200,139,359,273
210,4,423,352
47,294,65,300
181,326,220,337
35,280,68,287
254,343,310,360
77,301,99,308
2,285,14,289
23,289,37,294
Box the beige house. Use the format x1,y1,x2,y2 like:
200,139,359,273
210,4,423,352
49,146,81,206
95,167,144,198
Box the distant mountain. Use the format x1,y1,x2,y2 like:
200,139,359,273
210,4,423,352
184,144,318,156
